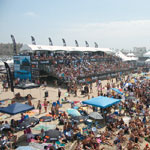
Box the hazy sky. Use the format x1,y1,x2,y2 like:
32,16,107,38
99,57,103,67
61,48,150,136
1,0,150,49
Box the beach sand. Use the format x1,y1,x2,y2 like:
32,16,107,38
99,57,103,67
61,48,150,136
0,76,148,149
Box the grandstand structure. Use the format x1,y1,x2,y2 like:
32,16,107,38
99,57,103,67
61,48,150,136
13,43,138,85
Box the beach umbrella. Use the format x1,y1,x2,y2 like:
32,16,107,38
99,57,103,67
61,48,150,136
71,116,88,123
17,117,39,130
29,142,49,150
89,112,103,120
44,129,62,141
25,117,39,125
33,124,56,131
39,116,52,122
112,88,123,95
67,108,81,116
15,83,40,90
16,146,37,150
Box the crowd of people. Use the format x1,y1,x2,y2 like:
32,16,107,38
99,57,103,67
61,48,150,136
31,51,135,83
1,60,150,149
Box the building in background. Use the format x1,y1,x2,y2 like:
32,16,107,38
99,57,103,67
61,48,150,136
133,47,147,57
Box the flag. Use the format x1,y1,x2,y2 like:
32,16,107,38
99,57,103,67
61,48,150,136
48,37,53,46
75,40,79,47
85,41,89,47
31,36,36,45
10,35,17,54
62,38,66,46
4,62,14,92
94,42,98,48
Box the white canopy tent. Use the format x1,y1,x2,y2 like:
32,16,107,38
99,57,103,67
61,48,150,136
145,59,150,64
115,51,138,61
143,51,150,57
20,44,115,54
0,61,4,67
126,53,136,57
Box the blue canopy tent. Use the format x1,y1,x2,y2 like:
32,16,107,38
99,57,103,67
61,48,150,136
0,102,34,115
112,88,123,95
82,96,121,108
82,96,121,123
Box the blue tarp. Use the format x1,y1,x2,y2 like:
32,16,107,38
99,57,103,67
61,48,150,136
112,88,123,95
0,102,34,115
82,96,121,108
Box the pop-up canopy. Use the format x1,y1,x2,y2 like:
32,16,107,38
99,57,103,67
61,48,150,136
0,102,34,115
82,96,120,108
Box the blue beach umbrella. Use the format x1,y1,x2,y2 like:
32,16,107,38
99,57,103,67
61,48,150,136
67,108,81,116
112,88,123,95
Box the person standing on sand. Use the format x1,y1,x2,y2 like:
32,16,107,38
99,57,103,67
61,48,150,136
44,98,48,113
37,100,42,114
74,85,77,97
28,98,32,106
51,105,56,119
58,88,61,99
28,94,32,106
5,82,8,92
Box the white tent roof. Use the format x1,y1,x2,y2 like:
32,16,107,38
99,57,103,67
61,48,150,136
20,44,115,54
0,61,4,66
115,51,138,61
143,51,150,57
145,59,150,63
126,53,135,57
6,59,13,65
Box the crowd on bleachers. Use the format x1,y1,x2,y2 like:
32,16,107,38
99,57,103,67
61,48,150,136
31,52,135,82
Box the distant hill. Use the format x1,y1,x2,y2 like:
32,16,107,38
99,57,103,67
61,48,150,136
0,43,22,56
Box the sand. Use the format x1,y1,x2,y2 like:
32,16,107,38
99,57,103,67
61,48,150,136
0,75,149,150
